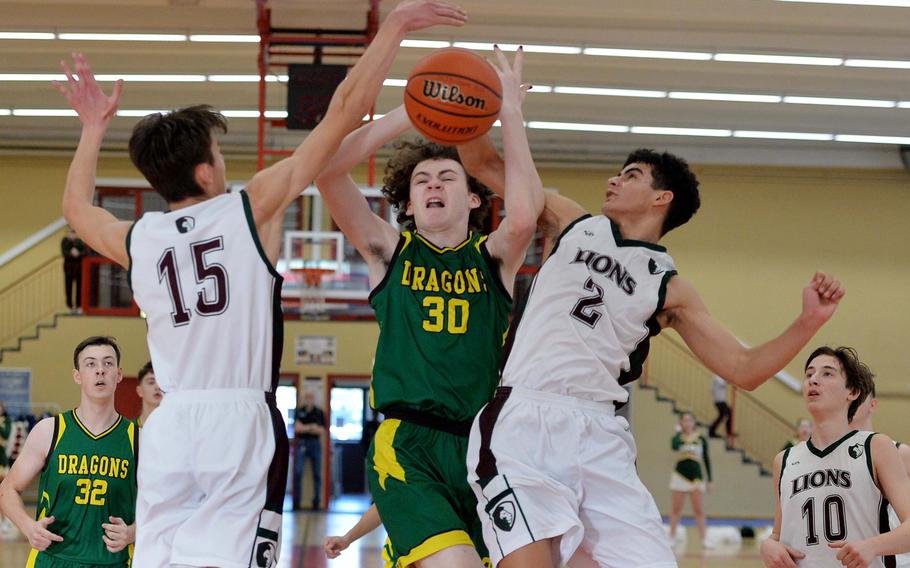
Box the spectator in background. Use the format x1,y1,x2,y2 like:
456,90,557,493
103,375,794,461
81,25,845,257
708,375,732,439
135,361,162,428
669,412,713,549
294,390,326,511
61,227,87,313
783,417,812,450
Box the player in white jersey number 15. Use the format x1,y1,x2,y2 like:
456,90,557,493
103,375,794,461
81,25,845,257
761,346,910,568
53,3,467,566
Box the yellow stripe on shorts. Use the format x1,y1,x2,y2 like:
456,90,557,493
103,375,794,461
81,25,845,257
396,529,474,567
373,419,406,490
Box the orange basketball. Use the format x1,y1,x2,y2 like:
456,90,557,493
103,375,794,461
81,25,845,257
404,48,502,145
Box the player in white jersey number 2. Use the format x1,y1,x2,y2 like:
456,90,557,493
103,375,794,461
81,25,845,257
761,346,910,568
53,3,467,566
458,138,846,567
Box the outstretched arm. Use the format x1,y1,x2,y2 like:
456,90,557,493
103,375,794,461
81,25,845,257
246,1,466,262
54,54,131,268
661,272,845,391
482,47,545,290
458,133,586,242
313,106,410,273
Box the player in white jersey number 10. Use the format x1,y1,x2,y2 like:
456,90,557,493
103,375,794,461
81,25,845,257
761,346,910,568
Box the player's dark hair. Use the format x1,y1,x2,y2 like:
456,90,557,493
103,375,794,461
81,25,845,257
128,105,228,203
138,361,154,382
623,149,701,236
73,336,121,369
382,139,494,232
804,346,875,423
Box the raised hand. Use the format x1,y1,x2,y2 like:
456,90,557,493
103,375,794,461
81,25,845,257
52,53,123,129
801,271,846,327
27,516,64,551
387,0,467,33
490,45,531,113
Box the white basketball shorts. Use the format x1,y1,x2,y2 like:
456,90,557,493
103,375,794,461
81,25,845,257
134,388,289,568
467,386,677,568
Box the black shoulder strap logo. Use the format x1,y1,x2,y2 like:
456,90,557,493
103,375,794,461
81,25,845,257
176,216,195,234
848,443,864,459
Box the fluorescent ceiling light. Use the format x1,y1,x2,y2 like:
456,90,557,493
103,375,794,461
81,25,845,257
898,102,910,108
221,110,262,118
95,74,207,82
714,53,842,66
583,47,711,61
208,75,282,83
845,58,910,69
529,86,553,93
455,42,582,55
0,109,10,116
401,39,450,49
383,78,408,87
527,121,629,133
554,86,666,98
631,126,732,137
116,110,168,117
189,34,259,43
583,47,712,61
12,109,78,116
734,130,834,141
0,32,55,40
783,96,895,108
777,0,910,6
0,73,66,81
264,110,288,119
835,134,910,144
669,92,782,103
57,33,187,42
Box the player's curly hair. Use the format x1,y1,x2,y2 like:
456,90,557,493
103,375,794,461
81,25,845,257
624,149,701,236
804,346,875,423
381,139,494,232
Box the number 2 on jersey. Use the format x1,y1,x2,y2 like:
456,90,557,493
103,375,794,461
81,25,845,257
157,237,229,327
570,277,605,328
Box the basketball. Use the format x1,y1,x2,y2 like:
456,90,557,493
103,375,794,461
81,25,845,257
404,48,502,145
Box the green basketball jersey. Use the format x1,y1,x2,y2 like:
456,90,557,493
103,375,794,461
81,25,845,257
370,231,512,422
31,411,138,567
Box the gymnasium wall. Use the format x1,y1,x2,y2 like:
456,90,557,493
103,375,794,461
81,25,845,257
2,155,909,441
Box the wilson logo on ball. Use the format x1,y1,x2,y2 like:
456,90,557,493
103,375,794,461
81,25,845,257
421,80,488,111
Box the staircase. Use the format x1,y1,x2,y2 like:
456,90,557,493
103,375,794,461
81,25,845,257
0,255,68,360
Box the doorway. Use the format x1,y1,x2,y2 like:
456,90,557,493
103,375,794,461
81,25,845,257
326,375,378,513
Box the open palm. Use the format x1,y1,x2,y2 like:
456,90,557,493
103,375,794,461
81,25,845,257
52,53,123,128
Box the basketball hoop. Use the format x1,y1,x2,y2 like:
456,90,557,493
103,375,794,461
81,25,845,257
293,268,333,315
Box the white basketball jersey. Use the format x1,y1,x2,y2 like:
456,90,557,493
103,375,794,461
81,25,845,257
888,441,910,567
128,190,283,393
502,215,676,404
779,431,892,568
